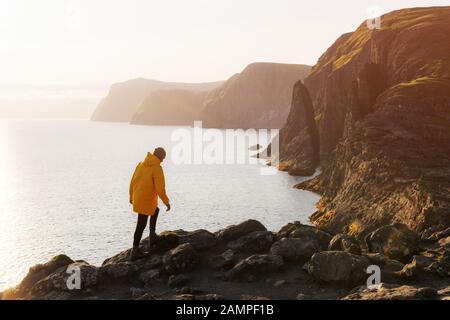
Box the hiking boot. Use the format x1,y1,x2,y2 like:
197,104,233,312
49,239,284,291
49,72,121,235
130,246,145,261
149,231,161,248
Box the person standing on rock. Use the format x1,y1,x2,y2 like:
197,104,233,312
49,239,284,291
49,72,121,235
129,147,171,260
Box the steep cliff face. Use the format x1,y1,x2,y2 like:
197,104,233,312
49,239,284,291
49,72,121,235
131,90,208,126
304,78,450,236
304,6,450,158
276,80,320,176
286,7,450,236
91,79,222,122
201,63,311,129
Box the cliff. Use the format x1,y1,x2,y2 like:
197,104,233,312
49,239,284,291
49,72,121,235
130,90,208,126
201,63,311,129
279,7,450,236
275,80,320,176
91,79,222,122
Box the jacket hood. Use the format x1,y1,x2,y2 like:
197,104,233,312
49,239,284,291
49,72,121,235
142,152,161,167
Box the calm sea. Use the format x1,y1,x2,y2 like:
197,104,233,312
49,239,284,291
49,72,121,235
0,120,320,290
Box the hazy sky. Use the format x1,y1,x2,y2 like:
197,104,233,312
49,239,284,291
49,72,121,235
0,0,448,85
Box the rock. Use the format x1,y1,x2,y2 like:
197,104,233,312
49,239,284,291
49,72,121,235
163,243,199,274
328,234,361,255
227,231,275,254
364,253,405,276
168,274,190,288
270,238,319,261
135,293,156,300
240,295,271,300
274,280,286,287
273,80,320,175
30,261,99,296
308,251,371,286
150,232,181,253
225,255,284,281
134,255,163,270
382,259,405,273
277,222,332,250
438,286,450,299
364,253,388,265
169,229,217,250
176,287,204,295
101,262,138,279
215,220,267,242
342,283,438,300
208,249,236,270
139,269,161,285
19,255,74,292
195,294,225,300
398,261,418,280
411,255,434,270
395,254,440,280
365,224,420,262
426,249,450,277
83,296,101,300
439,236,450,247
428,227,450,241
130,287,147,299
173,294,195,300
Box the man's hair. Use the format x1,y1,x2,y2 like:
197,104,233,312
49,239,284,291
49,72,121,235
154,147,166,159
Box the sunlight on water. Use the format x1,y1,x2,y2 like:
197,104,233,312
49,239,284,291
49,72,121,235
0,120,320,291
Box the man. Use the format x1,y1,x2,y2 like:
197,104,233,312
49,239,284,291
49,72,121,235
129,147,171,260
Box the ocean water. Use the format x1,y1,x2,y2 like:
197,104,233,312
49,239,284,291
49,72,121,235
0,120,320,291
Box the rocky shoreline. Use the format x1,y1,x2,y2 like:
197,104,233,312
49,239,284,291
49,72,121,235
2,219,449,300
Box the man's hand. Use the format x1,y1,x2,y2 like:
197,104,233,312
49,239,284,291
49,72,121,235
166,203,171,212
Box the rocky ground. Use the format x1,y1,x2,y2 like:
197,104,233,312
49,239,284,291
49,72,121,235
1,220,449,300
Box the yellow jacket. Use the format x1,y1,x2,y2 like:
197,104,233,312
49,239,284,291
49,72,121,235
129,153,170,216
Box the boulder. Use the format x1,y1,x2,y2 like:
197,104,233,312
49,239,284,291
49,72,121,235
277,222,332,250
215,220,267,242
227,231,275,254
240,295,271,300
30,261,99,295
130,287,147,299
328,234,362,255
173,294,195,300
168,229,217,250
427,227,450,241
195,294,225,300
225,254,284,281
168,274,190,288
133,254,163,271
439,236,450,247
342,283,438,300
100,261,139,279
365,224,420,262
163,243,199,274
308,251,371,286
270,238,319,261
150,232,181,253
208,249,236,270
139,269,161,285
19,255,74,292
